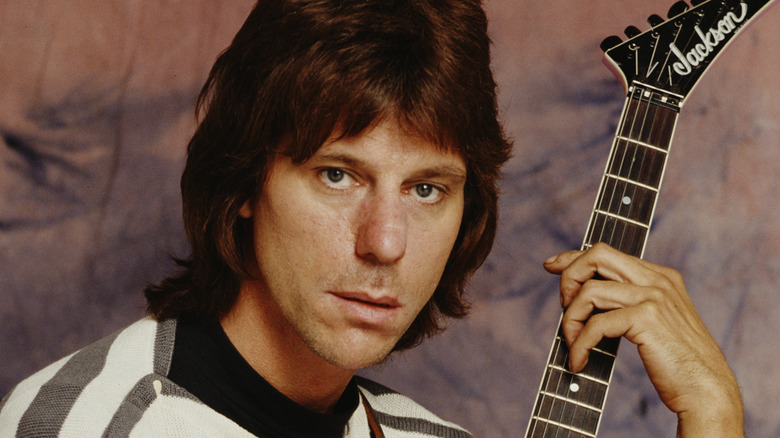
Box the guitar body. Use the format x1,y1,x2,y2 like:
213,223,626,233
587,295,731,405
524,1,777,436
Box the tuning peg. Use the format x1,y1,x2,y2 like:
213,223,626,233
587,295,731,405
647,14,664,27
600,35,623,52
624,25,641,38
668,1,689,18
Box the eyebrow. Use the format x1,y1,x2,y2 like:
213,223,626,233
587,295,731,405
316,152,467,182
414,165,468,182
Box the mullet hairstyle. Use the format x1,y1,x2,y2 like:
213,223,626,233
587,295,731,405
145,0,512,351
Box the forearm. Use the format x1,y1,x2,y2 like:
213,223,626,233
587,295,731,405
675,375,744,438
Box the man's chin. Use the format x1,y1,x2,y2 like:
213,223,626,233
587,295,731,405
309,334,399,371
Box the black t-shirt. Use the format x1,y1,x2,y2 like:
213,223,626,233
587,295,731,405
167,318,360,438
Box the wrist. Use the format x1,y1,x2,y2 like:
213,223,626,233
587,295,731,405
675,381,743,438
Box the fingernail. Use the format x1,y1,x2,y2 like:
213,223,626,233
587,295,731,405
544,255,557,264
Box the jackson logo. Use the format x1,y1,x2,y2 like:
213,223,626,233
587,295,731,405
670,2,749,76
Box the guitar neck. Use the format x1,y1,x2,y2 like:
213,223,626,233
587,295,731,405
525,83,680,438
583,83,679,257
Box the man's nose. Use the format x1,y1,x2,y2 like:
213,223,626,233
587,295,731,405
355,192,407,264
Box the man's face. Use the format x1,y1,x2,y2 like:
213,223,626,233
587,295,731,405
239,119,466,371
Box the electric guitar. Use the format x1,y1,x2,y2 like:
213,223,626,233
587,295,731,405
524,1,777,436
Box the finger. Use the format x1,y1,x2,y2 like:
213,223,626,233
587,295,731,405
560,279,649,344
567,306,642,372
545,245,633,309
543,249,583,274
556,244,671,302
544,250,586,307
563,243,640,282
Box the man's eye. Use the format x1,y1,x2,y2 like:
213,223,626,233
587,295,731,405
412,183,443,203
415,184,435,198
319,168,354,189
325,168,345,183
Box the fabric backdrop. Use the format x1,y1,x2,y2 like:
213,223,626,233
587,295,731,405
2,1,779,436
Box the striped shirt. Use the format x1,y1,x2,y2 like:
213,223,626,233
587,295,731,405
0,317,472,437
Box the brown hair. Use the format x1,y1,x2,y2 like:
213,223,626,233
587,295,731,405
145,0,512,351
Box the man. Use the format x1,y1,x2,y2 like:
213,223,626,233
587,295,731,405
0,0,742,437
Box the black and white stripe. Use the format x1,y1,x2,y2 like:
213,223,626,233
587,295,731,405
1,318,471,437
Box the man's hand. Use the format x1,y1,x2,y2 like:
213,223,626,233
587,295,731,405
543,243,743,437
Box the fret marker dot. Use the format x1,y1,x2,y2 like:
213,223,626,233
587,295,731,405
622,196,631,205
570,383,580,393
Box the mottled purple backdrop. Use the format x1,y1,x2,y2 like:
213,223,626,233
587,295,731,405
2,1,779,436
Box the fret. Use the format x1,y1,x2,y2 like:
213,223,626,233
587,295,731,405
595,187,655,226
533,393,601,435
528,416,596,438
614,135,668,154
527,421,593,438
584,212,648,257
548,365,607,386
541,365,608,410
593,336,620,356
593,205,650,228
606,138,668,189
595,176,656,225
593,209,650,230
550,337,615,383
619,91,677,149
604,174,658,192
590,345,615,357
540,391,604,412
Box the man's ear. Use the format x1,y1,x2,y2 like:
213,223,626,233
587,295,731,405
239,201,253,218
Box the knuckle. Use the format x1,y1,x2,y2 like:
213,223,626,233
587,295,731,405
645,268,677,294
587,312,608,330
665,268,684,286
559,282,577,303
651,263,683,286
568,281,595,309
637,300,661,320
561,317,580,340
589,242,611,258
590,242,611,251
577,280,593,297
645,285,666,303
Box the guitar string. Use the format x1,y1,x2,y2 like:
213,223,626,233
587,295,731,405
535,87,642,438
570,87,636,435
536,95,642,436
549,86,644,436
530,328,564,437
540,323,571,435
529,323,557,437
596,85,643,248
534,4,749,435
615,88,656,253
587,87,658,435
611,85,650,250
535,86,676,436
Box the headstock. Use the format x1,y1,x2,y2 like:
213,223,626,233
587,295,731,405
601,0,777,103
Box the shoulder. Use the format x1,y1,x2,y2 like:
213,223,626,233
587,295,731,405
354,376,473,438
0,317,177,436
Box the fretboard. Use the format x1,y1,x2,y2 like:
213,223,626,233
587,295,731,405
525,83,680,438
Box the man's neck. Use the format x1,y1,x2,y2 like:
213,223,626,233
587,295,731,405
220,281,355,414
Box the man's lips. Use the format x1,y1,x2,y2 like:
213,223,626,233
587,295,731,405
330,291,400,308
329,291,401,325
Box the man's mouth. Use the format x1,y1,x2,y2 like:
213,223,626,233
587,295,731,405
329,291,401,325
332,291,400,308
